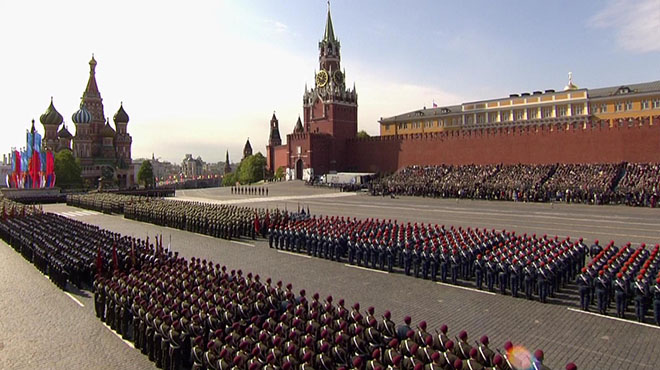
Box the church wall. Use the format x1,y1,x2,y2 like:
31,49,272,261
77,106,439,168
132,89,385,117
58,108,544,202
346,116,660,173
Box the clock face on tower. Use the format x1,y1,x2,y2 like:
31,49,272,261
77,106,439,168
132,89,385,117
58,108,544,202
333,70,344,85
316,70,328,87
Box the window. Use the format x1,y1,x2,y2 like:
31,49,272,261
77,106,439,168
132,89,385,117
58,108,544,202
556,105,567,117
514,110,525,121
591,104,599,113
653,99,660,109
615,102,623,111
476,114,485,124
465,115,474,125
488,112,498,123
500,111,510,121
541,107,553,118
641,100,649,110
625,101,633,111
527,108,538,119
439,119,445,127
600,103,607,113
572,104,584,115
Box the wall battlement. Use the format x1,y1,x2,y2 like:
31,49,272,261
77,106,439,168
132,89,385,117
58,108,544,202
345,116,660,173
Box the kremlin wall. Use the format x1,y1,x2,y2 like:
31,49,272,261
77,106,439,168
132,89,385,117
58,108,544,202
267,7,660,179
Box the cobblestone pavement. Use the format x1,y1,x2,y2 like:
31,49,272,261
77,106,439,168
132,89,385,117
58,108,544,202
2,183,658,369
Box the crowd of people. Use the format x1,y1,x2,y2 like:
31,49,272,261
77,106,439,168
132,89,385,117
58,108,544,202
576,241,660,324
95,253,572,370
615,163,660,207
370,162,660,207
267,218,588,305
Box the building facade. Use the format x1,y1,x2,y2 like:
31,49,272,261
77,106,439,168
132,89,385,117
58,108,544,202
379,78,660,136
39,55,135,188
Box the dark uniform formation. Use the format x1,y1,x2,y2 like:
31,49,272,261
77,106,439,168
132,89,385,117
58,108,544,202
268,218,589,305
94,252,576,370
67,193,147,214
0,198,151,290
577,241,660,324
231,186,269,197
123,199,268,241
370,162,660,207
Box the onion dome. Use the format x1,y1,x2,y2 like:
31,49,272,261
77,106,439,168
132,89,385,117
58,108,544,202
72,105,92,124
39,97,63,126
293,116,304,133
101,119,116,137
113,102,129,123
58,124,73,139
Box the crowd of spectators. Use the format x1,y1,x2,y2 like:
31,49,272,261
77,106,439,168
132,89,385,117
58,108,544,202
370,162,660,207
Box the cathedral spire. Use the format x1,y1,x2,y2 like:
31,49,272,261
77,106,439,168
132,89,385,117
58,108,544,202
84,54,100,99
323,1,336,43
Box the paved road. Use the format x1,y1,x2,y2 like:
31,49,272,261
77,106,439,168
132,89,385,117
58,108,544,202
1,183,658,369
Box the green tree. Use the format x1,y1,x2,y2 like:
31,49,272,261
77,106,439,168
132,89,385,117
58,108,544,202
54,150,82,189
274,166,285,180
222,171,238,186
357,130,370,139
137,160,154,188
237,153,267,184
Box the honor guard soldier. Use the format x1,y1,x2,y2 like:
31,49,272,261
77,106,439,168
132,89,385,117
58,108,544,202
576,268,591,311
633,274,649,323
474,255,485,290
613,272,628,318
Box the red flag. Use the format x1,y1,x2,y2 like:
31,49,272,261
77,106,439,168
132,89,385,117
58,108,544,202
96,246,103,275
254,212,260,234
112,243,118,272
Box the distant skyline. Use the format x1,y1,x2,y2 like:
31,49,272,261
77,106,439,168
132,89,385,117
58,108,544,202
1,0,658,164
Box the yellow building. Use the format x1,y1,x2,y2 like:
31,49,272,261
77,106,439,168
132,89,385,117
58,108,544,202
379,77,660,136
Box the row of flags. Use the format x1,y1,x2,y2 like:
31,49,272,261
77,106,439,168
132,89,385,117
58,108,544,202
96,233,171,275
7,128,56,189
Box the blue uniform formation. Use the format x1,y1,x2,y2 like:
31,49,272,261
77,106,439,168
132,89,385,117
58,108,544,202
577,240,660,324
268,217,588,304
0,201,151,290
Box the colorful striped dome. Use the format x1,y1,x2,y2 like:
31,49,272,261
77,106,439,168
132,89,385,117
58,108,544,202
72,105,92,124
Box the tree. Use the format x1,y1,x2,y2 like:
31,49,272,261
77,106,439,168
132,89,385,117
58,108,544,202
275,166,285,180
237,153,267,184
222,171,237,186
137,160,154,188
54,150,82,189
357,130,370,139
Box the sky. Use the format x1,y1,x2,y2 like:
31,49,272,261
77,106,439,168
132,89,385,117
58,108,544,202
1,0,659,164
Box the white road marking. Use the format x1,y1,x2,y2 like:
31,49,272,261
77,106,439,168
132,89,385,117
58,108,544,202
57,210,100,218
64,292,84,307
101,322,135,349
230,240,255,247
277,250,312,258
174,192,357,205
436,281,497,295
566,307,660,330
344,264,389,274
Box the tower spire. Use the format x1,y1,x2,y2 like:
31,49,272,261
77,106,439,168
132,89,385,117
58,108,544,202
324,1,336,43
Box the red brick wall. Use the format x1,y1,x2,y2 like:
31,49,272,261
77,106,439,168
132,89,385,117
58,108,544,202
345,117,660,173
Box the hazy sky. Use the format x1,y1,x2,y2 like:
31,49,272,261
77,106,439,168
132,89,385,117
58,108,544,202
1,0,659,164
